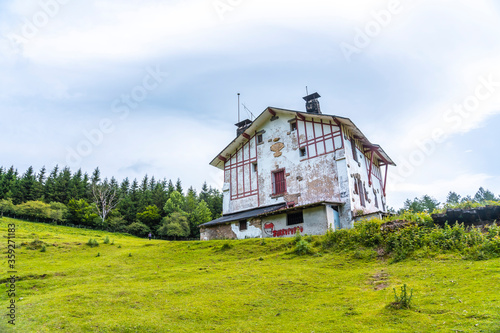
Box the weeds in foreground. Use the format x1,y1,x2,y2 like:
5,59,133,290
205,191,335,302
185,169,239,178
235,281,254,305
86,238,99,248
290,230,315,255
322,212,500,262
218,242,233,251
390,284,413,309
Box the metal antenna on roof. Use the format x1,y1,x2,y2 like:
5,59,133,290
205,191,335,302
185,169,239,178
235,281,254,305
242,103,255,120
237,93,240,122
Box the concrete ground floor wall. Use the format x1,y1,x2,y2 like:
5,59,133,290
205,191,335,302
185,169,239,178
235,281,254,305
200,204,346,240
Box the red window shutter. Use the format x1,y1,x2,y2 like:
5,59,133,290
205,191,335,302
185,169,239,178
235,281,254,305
273,170,286,195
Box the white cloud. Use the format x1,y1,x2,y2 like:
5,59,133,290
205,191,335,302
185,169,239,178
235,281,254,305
0,0,499,206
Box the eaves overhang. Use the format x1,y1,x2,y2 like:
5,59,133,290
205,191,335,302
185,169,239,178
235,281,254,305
209,107,396,170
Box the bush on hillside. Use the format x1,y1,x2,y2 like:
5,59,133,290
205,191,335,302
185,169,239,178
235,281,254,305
125,222,151,237
321,214,500,262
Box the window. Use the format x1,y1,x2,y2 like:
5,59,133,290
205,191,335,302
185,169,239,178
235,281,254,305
351,138,358,162
358,179,365,207
299,147,306,158
290,121,297,132
257,134,263,144
374,193,379,208
272,169,286,195
239,220,247,231
287,211,303,225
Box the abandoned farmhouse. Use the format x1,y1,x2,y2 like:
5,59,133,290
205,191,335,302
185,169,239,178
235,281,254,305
199,93,395,240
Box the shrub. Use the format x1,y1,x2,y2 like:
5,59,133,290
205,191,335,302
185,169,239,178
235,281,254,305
125,222,151,238
293,239,314,255
103,236,110,244
354,220,383,247
40,245,46,252
86,238,99,248
157,212,190,239
319,211,500,262
322,228,353,251
352,248,376,260
292,229,302,244
218,242,233,251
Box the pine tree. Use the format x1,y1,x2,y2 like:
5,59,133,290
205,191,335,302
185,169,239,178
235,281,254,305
166,180,175,198
474,187,496,203
19,166,36,202
68,169,83,200
175,178,183,195
151,181,167,213
138,175,152,212
54,167,72,204
33,166,46,201
199,182,209,203
91,167,101,186
119,178,130,197
446,191,461,205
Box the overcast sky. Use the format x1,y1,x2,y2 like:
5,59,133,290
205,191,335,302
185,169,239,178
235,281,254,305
0,0,499,209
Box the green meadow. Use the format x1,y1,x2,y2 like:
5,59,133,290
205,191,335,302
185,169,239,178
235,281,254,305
0,217,499,332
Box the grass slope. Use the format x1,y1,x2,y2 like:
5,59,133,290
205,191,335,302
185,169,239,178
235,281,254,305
0,217,499,332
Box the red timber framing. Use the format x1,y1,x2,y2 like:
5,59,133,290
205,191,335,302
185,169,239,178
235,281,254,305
364,151,384,189
224,135,259,201
369,149,390,197
383,163,388,197
296,116,343,160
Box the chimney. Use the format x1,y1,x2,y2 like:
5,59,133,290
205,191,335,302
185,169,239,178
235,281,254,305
303,92,321,114
235,119,252,137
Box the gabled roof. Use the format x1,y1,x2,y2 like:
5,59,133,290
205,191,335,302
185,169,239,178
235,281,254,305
210,107,396,170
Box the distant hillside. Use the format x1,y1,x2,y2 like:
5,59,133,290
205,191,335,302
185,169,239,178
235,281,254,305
1,217,499,332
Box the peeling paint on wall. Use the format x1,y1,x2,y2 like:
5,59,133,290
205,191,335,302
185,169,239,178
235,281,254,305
205,108,392,240
270,142,285,157
200,224,237,241
231,218,262,239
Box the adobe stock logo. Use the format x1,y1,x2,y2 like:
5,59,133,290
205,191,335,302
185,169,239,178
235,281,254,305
212,0,243,21
339,0,402,63
390,74,500,184
7,0,71,50
65,66,168,167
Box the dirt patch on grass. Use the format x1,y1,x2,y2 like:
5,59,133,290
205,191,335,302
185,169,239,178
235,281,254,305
369,270,390,290
21,239,46,250
1,274,49,283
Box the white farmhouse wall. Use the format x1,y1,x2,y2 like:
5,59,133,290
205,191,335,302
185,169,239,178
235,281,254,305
206,107,393,242
343,128,387,218
231,221,262,239
224,113,345,215
261,206,331,239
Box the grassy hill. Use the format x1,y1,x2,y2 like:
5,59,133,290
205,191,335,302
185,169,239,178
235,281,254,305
0,217,499,332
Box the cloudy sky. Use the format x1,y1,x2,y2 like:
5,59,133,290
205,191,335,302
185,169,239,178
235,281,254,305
0,0,499,209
